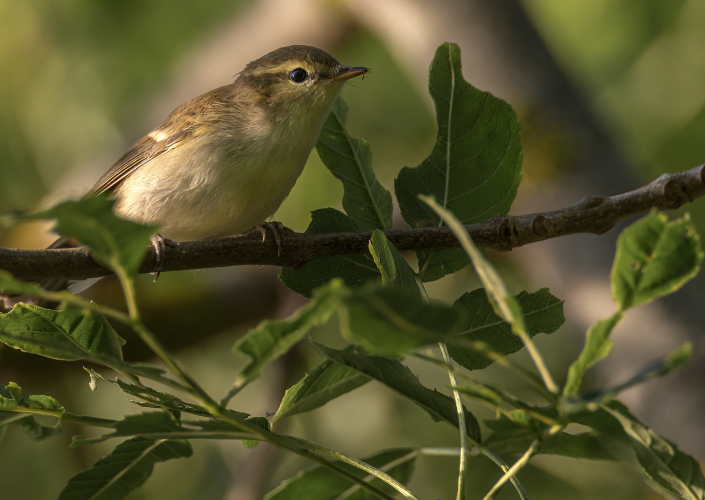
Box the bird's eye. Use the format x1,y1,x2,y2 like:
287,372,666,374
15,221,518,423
289,68,308,83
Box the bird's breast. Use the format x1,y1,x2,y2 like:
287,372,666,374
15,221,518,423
113,118,320,242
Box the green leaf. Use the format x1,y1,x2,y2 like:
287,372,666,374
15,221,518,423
421,198,525,332
92,371,250,421
265,448,417,500
604,405,705,500
448,288,565,370
0,383,63,440
272,352,370,426
484,409,552,437
1,382,63,412
311,341,480,442
59,437,193,500
280,209,380,298
482,407,621,461
484,428,617,461
564,313,623,396
395,42,522,282
317,98,393,230
242,416,269,449
338,285,460,356
71,411,187,447
233,280,348,389
0,302,125,362
0,270,76,303
576,342,692,403
612,212,703,311
368,230,423,301
568,402,638,465
22,196,158,277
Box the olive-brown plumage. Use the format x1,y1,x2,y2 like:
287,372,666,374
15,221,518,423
93,45,367,241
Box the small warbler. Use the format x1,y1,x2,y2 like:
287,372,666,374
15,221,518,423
96,44,368,242
1,45,368,308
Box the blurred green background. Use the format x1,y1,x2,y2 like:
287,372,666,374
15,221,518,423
1,1,704,499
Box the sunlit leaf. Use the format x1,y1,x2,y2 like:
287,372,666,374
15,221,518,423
368,230,423,301
612,212,703,310
395,42,522,282
0,302,125,362
20,196,158,277
564,313,623,396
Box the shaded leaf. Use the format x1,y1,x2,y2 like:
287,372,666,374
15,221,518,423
71,412,186,447
0,302,125,362
564,313,623,396
612,212,703,311
59,437,193,500
568,402,638,466
311,341,480,442
233,280,348,388
90,369,249,421
395,42,522,282
280,209,380,298
265,448,417,500
272,353,370,425
577,343,692,403
604,405,705,500
316,98,393,230
338,285,461,356
484,428,617,461
448,288,565,370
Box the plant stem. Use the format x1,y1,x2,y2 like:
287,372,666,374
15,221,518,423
484,440,539,500
479,446,530,500
439,342,469,500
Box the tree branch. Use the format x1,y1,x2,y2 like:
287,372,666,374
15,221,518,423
1,165,703,282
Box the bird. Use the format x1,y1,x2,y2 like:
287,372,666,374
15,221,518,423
93,44,368,242
1,45,368,308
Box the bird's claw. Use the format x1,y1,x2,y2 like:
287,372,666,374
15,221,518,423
152,234,180,281
256,221,285,257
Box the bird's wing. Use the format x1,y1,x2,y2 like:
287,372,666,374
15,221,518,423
87,85,233,198
87,121,194,197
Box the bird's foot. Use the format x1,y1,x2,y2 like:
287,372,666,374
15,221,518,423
152,234,180,281
255,221,286,257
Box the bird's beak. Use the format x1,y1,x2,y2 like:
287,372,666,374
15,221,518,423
331,65,369,82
